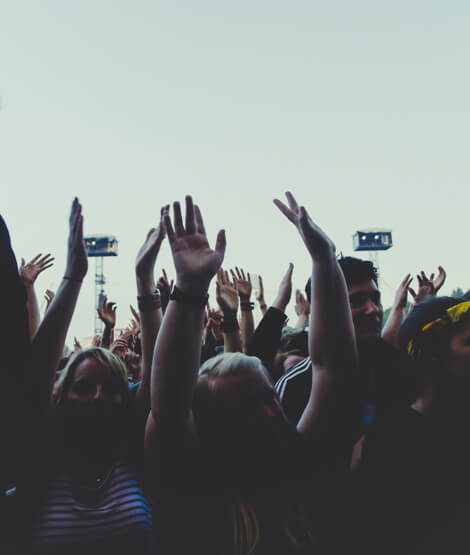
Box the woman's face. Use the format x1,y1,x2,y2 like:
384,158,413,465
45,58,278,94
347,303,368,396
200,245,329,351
66,357,123,405
447,320,470,378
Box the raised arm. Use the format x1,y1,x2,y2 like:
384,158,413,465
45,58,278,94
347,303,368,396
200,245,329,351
97,296,117,349
382,274,412,346
294,289,310,329
231,267,255,352
20,254,54,340
146,197,225,445
134,220,166,410
246,263,292,382
29,198,88,412
274,192,358,442
216,269,242,353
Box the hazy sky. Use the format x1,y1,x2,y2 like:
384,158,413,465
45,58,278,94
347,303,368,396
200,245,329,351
2,1,470,342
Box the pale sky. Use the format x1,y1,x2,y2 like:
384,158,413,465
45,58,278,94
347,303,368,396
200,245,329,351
2,1,470,343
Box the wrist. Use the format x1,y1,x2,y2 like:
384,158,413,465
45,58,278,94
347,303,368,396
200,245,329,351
136,278,155,297
271,298,287,313
238,294,251,303
170,285,208,307
175,279,210,297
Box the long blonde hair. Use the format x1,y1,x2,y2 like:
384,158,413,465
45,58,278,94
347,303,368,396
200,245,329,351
194,353,317,554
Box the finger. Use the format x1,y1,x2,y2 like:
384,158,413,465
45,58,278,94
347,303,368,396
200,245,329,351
163,210,175,244
21,258,25,267
215,229,226,259
285,262,294,279
162,268,168,282
409,287,417,299
247,272,251,284
185,195,196,234
230,269,237,283
30,254,42,264
173,201,185,236
146,227,156,242
285,191,299,213
194,205,206,235
401,274,411,286
273,199,296,224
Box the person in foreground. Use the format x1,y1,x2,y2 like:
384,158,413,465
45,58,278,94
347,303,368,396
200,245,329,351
145,193,359,554
17,199,153,555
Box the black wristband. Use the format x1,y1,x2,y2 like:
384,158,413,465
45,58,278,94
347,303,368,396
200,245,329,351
63,276,83,283
137,289,161,312
170,286,209,307
240,301,255,311
221,310,239,333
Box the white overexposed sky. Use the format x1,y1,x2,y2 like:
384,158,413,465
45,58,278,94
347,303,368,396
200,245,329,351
2,0,470,343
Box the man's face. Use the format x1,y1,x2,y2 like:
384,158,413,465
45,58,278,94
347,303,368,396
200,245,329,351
348,280,383,342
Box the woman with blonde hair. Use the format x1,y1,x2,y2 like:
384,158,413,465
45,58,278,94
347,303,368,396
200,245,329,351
16,199,153,555
146,193,359,554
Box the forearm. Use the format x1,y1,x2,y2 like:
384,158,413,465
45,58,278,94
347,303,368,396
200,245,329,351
150,297,205,427
136,307,162,408
24,283,41,341
295,313,308,330
30,278,82,410
381,305,404,346
246,307,287,380
308,254,357,371
101,324,114,349
239,307,255,353
298,253,358,436
221,309,242,353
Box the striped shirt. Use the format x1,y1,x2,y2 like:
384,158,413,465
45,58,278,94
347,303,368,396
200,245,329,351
275,357,312,424
34,460,152,555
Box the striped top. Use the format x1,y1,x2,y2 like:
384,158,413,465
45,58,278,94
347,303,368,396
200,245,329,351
33,460,152,555
275,356,311,399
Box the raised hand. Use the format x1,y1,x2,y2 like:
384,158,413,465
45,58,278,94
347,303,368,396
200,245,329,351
97,296,117,328
430,266,446,294
44,289,55,310
256,275,265,304
393,274,413,309
231,267,252,301
136,212,166,294
164,196,226,294
73,336,82,352
65,198,88,281
92,334,102,347
272,263,294,313
216,269,239,313
295,289,310,317
273,192,335,259
20,254,55,285
409,271,435,304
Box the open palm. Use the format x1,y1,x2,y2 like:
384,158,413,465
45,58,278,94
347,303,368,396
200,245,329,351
165,197,226,293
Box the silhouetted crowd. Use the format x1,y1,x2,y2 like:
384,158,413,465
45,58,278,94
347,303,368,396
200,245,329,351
1,194,469,555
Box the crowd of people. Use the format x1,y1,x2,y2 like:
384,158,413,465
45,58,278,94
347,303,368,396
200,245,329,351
1,193,469,554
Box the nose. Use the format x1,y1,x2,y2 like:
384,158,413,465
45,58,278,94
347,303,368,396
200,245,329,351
93,383,105,401
364,298,380,315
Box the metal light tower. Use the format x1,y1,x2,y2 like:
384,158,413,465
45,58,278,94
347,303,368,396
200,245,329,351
352,229,393,280
84,235,118,335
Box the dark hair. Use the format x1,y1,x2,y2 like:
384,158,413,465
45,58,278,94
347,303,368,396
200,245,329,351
304,256,378,302
279,328,308,356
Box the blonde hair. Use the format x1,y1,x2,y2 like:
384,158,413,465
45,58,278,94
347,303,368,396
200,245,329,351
54,347,131,408
195,352,317,555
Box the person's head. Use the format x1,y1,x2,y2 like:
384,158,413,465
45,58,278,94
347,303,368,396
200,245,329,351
398,297,470,385
305,256,382,342
54,347,131,450
193,353,293,465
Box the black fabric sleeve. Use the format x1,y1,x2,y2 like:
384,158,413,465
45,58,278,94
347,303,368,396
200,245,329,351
246,307,287,382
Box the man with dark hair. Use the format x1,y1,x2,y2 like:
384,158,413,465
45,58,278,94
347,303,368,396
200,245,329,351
277,256,417,425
